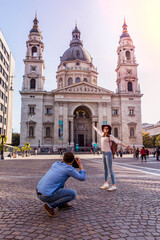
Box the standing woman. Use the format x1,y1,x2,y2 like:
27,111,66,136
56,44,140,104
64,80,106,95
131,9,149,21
93,124,131,191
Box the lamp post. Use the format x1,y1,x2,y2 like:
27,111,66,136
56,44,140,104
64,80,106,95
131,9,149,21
38,140,40,153
1,135,5,160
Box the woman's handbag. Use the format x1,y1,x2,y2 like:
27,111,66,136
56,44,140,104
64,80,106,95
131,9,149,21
109,137,118,155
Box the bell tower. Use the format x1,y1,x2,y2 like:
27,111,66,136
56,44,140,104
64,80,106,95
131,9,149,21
116,19,140,94
22,13,45,91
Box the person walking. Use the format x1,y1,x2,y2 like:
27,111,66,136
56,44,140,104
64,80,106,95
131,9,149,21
92,124,131,191
156,146,160,161
140,147,146,162
135,148,139,159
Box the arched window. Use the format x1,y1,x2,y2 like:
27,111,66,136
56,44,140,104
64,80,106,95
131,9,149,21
83,78,87,82
76,77,80,83
32,46,37,57
68,77,73,85
29,126,34,137
30,79,36,89
46,127,51,137
114,128,118,137
130,128,134,137
126,51,130,60
128,81,133,91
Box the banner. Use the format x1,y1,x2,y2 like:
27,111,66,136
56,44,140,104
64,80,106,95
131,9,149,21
58,120,63,140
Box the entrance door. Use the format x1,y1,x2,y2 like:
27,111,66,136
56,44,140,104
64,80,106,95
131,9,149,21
78,134,84,146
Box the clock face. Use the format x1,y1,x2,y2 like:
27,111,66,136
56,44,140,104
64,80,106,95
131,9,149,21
30,65,37,71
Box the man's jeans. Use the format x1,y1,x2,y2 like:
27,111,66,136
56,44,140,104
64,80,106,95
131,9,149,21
37,188,76,208
102,151,115,184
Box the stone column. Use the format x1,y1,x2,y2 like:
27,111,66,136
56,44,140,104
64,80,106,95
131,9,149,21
97,103,103,147
92,120,95,145
70,119,74,146
63,103,68,147
53,102,59,149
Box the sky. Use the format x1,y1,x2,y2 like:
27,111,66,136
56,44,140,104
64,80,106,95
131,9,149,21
1,0,160,133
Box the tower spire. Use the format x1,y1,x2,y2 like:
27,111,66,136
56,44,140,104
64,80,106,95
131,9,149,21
120,18,130,39
30,13,40,33
70,24,82,47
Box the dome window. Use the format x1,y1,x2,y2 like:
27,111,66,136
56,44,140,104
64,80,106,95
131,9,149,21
83,78,87,82
76,77,80,83
76,62,79,65
68,77,73,85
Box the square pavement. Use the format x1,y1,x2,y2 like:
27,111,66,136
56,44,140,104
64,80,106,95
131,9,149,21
0,154,160,240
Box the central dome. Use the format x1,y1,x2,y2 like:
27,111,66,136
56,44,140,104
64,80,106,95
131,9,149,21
60,25,92,63
61,45,92,63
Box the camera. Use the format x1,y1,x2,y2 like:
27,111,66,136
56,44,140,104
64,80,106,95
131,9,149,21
72,158,79,168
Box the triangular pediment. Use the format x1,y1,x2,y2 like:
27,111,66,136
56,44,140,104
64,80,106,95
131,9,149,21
53,82,114,95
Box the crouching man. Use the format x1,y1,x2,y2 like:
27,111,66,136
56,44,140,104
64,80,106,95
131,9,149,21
36,152,86,217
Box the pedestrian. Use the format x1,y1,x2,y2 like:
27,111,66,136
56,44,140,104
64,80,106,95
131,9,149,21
133,148,136,158
153,150,156,157
35,149,37,156
146,149,149,158
36,152,86,217
156,146,160,161
140,147,146,162
135,148,139,159
92,124,131,191
119,149,123,157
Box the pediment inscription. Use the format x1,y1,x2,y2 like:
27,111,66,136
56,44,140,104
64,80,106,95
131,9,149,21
56,84,112,94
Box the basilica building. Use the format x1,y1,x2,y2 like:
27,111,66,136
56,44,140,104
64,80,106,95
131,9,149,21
20,15,143,151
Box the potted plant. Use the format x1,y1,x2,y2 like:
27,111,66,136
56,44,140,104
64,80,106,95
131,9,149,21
21,147,26,157
13,146,20,158
24,142,32,157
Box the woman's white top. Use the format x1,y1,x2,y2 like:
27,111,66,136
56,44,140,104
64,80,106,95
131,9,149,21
96,129,121,152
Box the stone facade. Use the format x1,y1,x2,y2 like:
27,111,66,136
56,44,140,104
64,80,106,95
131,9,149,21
0,30,15,144
20,17,143,151
142,122,160,136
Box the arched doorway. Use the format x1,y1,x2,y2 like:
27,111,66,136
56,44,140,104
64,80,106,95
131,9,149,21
74,106,92,151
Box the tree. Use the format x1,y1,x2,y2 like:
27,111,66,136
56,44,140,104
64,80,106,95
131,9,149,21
142,132,153,148
0,135,7,151
12,133,20,146
155,135,160,147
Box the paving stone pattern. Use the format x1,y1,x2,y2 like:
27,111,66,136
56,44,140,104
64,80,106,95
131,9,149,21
0,157,160,240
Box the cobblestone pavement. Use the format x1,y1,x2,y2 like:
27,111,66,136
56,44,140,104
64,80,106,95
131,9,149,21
0,155,160,240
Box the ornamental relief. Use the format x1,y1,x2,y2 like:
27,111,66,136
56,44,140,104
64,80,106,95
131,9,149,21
126,69,132,74
75,124,87,131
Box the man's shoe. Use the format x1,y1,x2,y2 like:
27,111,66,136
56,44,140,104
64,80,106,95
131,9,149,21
58,203,73,210
43,203,57,217
108,185,117,191
100,183,109,189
